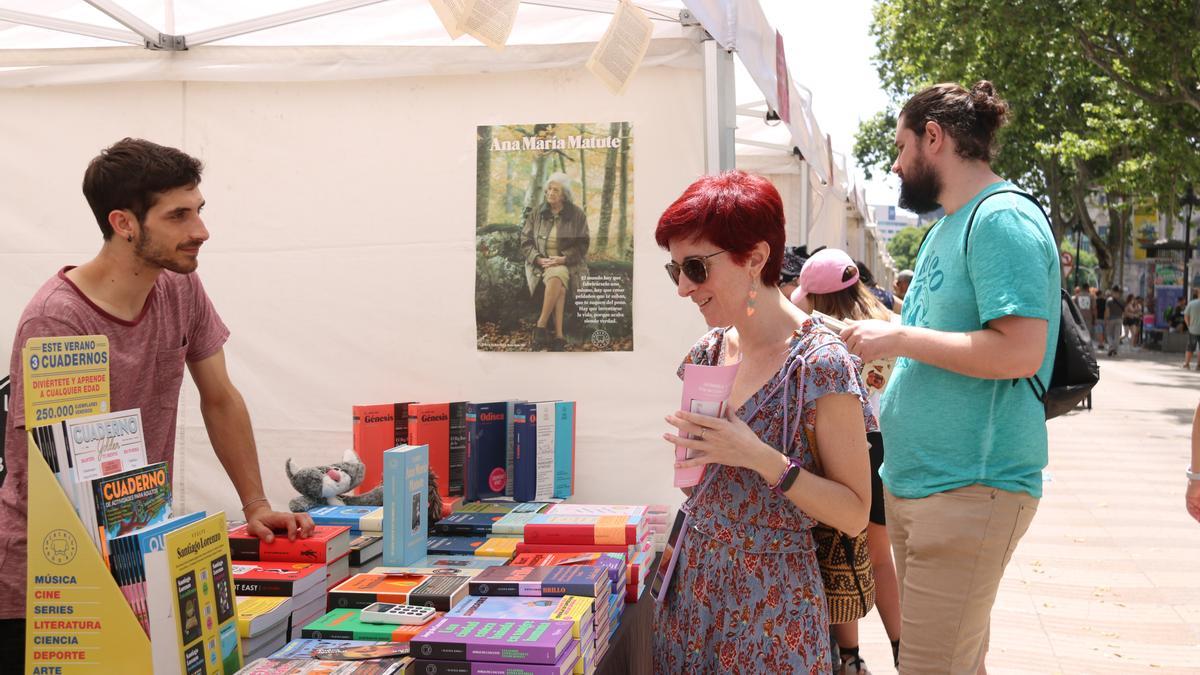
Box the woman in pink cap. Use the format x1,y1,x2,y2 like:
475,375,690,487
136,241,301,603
653,171,876,673
793,248,902,675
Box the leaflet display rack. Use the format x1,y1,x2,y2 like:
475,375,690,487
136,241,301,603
23,335,153,673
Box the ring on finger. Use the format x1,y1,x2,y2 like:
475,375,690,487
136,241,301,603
697,428,706,441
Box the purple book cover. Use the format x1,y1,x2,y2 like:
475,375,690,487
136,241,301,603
410,617,574,665
469,566,607,598
411,639,579,675
543,566,608,598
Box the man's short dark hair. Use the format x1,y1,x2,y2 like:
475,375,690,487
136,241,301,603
900,80,1010,162
82,138,204,240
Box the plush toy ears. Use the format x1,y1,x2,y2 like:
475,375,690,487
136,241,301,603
342,448,360,464
285,458,297,479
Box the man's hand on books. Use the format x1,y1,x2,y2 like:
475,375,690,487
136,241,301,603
664,408,773,474
840,319,904,363
243,501,316,543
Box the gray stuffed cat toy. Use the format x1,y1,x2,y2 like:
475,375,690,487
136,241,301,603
286,449,384,512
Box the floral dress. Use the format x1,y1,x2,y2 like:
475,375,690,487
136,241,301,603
653,318,877,674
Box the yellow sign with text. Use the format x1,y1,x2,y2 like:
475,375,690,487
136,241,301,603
21,336,111,429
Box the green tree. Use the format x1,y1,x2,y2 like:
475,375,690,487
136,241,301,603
887,224,931,271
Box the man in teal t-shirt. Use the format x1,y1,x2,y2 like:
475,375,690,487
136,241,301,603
841,81,1059,674
1184,289,1200,369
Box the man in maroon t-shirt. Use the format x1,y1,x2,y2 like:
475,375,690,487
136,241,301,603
0,138,315,669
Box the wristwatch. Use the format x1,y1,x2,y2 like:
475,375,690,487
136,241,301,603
1188,467,1200,481
771,457,803,494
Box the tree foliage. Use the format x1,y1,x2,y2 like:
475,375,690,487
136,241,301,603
857,0,1200,288
887,224,931,271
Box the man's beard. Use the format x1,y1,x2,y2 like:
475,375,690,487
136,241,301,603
897,153,943,214
134,227,199,274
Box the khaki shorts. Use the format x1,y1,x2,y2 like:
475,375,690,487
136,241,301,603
885,484,1038,674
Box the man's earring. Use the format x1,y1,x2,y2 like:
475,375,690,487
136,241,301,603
747,275,759,317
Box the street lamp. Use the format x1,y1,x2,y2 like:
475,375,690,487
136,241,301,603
1183,184,1199,301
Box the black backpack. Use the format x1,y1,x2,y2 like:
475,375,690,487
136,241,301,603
917,189,1100,419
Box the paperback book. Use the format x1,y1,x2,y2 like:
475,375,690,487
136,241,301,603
433,511,503,536
302,609,442,642
412,640,578,675
308,505,384,533
228,523,351,563
467,566,609,599
232,561,326,598
382,444,429,566
553,401,576,499
675,362,739,488
409,617,575,665
409,402,454,502
352,402,412,494
464,402,508,501
522,513,644,546
327,573,429,610
513,401,557,502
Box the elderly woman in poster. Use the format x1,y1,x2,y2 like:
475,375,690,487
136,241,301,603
521,172,590,351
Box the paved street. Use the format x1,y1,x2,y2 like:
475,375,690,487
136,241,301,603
857,349,1200,674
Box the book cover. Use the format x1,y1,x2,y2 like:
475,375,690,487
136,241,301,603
382,444,429,566
676,362,739,487
231,562,326,597
426,535,485,556
513,402,556,502
307,505,383,532
545,504,648,518
412,639,578,675
491,511,538,536
433,511,503,536
64,407,147,482
352,402,412,494
91,461,172,551
270,638,395,659
408,574,471,611
553,401,575,499
327,573,428,611
347,535,383,567
409,402,453,502
409,616,574,665
522,514,644,546
812,311,896,396
474,537,520,559
236,595,293,638
464,402,508,501
448,402,468,498
509,552,627,588
467,566,607,599
396,555,507,571
449,596,592,640
238,656,409,674
228,524,351,564
147,512,242,675
513,541,639,556
107,511,208,633
302,609,440,642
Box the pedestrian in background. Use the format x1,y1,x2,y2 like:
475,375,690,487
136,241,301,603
893,269,914,301
1183,289,1200,370
1105,286,1124,356
1073,285,1094,343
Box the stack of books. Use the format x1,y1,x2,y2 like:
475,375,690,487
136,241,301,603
410,616,580,675
327,571,470,613
230,523,354,591
232,561,328,641
235,595,293,662
645,504,672,552
307,505,386,575
301,608,441,643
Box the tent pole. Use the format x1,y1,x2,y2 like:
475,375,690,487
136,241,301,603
84,0,162,45
0,8,141,45
702,39,735,174
188,0,390,47
799,157,810,247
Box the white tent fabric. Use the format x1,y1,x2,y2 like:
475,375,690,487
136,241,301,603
0,0,859,517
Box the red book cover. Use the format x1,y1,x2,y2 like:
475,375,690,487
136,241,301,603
353,402,412,494
232,561,326,597
514,541,638,556
522,514,643,546
228,524,351,563
408,402,452,502
326,572,429,611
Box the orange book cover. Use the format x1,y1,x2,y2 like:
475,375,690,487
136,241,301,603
326,572,428,610
352,403,411,494
409,402,452,502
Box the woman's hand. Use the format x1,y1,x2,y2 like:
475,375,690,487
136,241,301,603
665,409,781,479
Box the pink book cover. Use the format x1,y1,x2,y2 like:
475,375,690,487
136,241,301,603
675,362,739,487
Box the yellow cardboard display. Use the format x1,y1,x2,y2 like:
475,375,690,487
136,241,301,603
23,335,153,673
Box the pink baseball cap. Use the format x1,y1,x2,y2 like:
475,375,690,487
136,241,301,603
798,248,859,295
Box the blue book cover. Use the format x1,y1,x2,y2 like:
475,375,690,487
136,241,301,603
505,401,519,497
383,444,429,566
553,401,575,499
432,511,502,536
130,510,208,559
308,505,380,529
465,402,508,501
514,402,556,502
426,535,486,556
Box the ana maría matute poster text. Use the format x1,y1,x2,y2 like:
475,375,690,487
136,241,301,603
475,123,633,352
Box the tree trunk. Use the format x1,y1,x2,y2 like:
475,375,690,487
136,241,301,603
1070,161,1115,287
578,124,588,214
616,122,630,255
596,122,621,253
476,126,493,230
1043,159,1068,243
521,124,552,225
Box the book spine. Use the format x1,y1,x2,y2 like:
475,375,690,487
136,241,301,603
326,591,382,611
534,402,555,502
514,542,635,555
433,523,493,536
504,402,516,497
465,408,479,502
466,579,523,597
513,405,535,503
522,524,597,546
232,579,295,596
410,639,468,662
408,661,473,675
383,445,429,566
301,627,356,640
553,402,574,499
449,402,467,498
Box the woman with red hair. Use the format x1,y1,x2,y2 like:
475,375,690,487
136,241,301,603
655,171,875,672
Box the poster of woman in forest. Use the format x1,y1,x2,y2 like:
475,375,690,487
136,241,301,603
475,122,634,352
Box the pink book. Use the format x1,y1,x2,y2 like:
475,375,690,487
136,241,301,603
674,362,739,487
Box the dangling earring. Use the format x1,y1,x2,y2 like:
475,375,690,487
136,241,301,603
126,235,133,242
746,274,759,317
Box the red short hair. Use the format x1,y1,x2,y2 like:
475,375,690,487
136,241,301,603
655,171,785,285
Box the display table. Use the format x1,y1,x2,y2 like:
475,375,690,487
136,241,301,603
596,555,659,675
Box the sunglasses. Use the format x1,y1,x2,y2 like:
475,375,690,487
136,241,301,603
665,250,727,285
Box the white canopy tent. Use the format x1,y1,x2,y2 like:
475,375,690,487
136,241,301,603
0,0,841,516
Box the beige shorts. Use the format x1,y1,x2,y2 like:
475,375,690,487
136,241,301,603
885,483,1038,674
